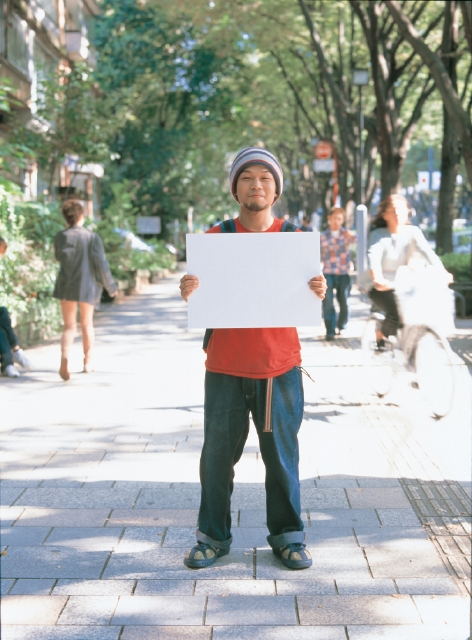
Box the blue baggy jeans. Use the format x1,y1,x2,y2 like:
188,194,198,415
197,367,306,551
322,273,351,337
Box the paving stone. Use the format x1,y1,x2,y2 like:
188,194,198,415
395,577,459,595
0,507,24,525
0,488,24,506
275,580,335,595
135,580,194,595
18,488,139,509
118,527,165,551
308,509,380,528
104,547,253,580
0,627,121,640
0,546,109,579
111,595,205,625
212,626,346,639
231,484,266,509
301,488,349,509
53,579,134,595
58,595,118,625
196,579,274,595
0,526,50,546
107,509,198,528
376,509,420,527
347,625,469,640
231,528,271,549
122,627,210,640
0,595,68,624
364,547,451,578
354,526,430,548
39,480,88,488
44,527,122,550
356,478,401,488
316,478,360,488
304,527,358,548
136,489,201,510
346,488,411,509
162,527,196,548
240,510,309,528
412,594,470,624
0,480,41,487
114,482,172,490
256,548,370,580
15,508,109,527
206,595,297,625
297,595,421,625
335,578,396,595
1,578,15,594
10,578,55,595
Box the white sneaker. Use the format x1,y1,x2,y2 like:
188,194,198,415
13,349,32,369
4,364,20,378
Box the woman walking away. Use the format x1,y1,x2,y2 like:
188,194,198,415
363,194,451,348
54,200,117,380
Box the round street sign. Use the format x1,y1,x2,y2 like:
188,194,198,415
314,141,333,160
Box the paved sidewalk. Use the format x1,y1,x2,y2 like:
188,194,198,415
1,270,470,640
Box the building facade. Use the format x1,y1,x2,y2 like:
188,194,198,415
0,0,102,216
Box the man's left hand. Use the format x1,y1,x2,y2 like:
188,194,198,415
308,275,327,300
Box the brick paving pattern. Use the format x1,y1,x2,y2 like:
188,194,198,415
1,272,470,639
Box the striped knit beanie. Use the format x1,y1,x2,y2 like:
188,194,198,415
229,147,283,202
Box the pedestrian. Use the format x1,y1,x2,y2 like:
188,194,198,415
179,147,327,571
320,206,356,340
53,200,117,381
0,238,32,378
299,215,313,232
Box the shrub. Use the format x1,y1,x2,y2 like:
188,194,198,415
439,253,471,282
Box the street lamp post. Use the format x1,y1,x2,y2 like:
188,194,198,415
352,68,369,205
352,68,369,280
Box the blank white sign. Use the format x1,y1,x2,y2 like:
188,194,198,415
186,231,321,328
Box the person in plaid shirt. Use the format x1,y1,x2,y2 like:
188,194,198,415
320,207,356,340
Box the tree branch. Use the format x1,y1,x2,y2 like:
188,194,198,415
400,77,436,147
459,0,472,53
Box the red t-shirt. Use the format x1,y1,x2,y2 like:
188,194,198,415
204,217,302,379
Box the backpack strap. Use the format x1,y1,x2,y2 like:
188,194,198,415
281,221,298,232
219,219,237,233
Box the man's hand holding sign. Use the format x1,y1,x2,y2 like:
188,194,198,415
179,148,326,573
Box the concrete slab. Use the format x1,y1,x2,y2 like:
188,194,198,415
0,488,24,506
212,626,346,639
335,578,396,595
0,595,67,624
107,509,198,528
297,595,421,625
413,594,470,624
356,479,401,488
275,580,335,595
347,625,470,640
395,577,459,595
111,595,205,625
17,488,139,509
364,547,451,578
58,595,118,625
308,509,380,528
15,508,110,527
53,579,134,595
135,580,194,595
346,488,411,509
205,595,297,625
9,578,55,595
136,488,201,510
195,579,275,595
376,509,421,527
0,526,50,546
0,546,109,579
354,527,430,548
0,627,120,639
121,628,210,640
301,488,349,509
239,510,309,528
44,527,122,550
1,578,15,594
256,548,370,580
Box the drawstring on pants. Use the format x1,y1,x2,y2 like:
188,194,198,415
264,367,315,434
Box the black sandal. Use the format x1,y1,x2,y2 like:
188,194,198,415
273,542,312,570
183,542,229,569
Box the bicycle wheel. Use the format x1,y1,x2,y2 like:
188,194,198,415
415,330,455,418
361,317,395,397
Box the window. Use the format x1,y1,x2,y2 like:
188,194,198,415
65,0,81,31
34,40,56,109
37,0,58,23
7,15,29,77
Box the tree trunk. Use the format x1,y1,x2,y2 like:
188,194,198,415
378,140,403,197
436,1,460,255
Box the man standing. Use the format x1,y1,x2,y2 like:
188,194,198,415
320,207,356,341
179,148,327,571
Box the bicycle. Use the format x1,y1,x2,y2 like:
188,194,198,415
361,265,456,419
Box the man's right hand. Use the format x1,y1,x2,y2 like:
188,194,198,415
180,275,199,301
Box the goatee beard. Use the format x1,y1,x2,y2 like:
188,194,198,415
244,201,267,212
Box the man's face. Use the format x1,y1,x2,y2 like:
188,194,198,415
328,212,344,231
235,164,277,212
